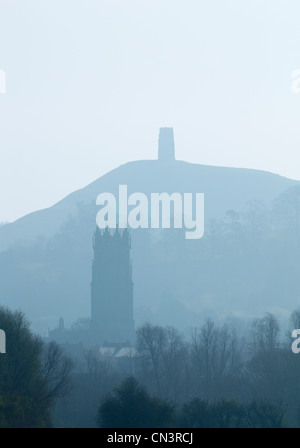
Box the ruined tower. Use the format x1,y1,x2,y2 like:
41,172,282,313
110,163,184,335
158,127,175,162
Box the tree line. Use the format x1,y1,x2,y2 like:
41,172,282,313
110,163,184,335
2,303,300,427
54,311,300,428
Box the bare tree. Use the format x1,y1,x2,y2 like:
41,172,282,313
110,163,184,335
160,326,189,403
40,341,74,406
191,319,242,400
136,323,167,394
290,309,300,331
191,318,218,398
251,313,280,354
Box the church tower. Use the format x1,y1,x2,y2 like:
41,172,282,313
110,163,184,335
91,227,135,345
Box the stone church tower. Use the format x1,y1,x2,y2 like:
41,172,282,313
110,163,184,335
90,227,135,345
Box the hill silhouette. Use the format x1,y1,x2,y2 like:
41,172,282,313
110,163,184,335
0,131,299,334
0,159,297,251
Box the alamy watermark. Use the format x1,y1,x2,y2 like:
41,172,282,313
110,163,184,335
96,185,204,239
291,329,300,353
0,329,6,353
0,69,6,94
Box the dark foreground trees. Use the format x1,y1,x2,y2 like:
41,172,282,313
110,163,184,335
97,377,176,428
180,398,286,428
0,306,73,427
52,312,300,428
97,377,286,429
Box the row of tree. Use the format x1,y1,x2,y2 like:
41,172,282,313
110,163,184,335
53,311,300,428
97,377,286,428
1,304,300,427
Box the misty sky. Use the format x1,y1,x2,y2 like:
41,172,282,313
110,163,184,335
1,0,300,223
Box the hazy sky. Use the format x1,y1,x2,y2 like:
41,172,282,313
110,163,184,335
1,0,300,223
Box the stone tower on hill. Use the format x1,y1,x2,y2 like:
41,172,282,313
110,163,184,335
158,127,175,162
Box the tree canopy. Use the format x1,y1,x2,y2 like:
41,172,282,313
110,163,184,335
0,306,73,427
97,377,175,428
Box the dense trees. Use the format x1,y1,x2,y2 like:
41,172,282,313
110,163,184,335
136,324,188,401
180,398,286,428
97,377,175,428
190,319,241,400
1,306,300,428
97,380,287,428
51,312,300,428
55,311,300,428
0,306,73,427
53,348,122,428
